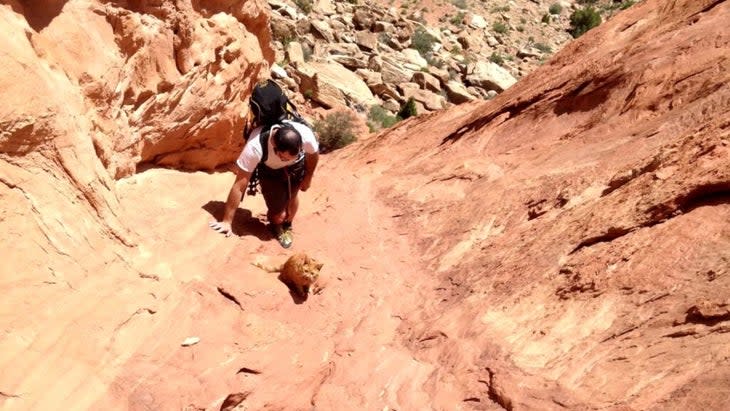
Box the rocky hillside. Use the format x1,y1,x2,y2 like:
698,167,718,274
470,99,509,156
265,0,635,127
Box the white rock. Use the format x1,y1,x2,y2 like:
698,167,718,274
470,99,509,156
401,48,428,69
181,336,200,347
271,64,289,79
469,14,488,29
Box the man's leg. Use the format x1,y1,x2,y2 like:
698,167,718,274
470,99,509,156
285,191,299,225
267,208,287,225
260,175,294,248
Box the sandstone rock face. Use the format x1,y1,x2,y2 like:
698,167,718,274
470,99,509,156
0,1,273,409
2,0,730,410
1,0,273,179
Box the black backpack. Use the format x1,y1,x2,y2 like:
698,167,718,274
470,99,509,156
244,80,310,196
247,79,310,133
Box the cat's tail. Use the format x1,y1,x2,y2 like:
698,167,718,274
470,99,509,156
251,261,281,273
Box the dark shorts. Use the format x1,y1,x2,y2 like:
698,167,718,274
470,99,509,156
258,160,306,216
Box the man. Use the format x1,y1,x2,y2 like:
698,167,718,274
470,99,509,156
209,120,319,248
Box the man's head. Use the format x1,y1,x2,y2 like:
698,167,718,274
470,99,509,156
272,124,302,160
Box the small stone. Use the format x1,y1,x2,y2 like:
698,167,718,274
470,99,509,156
181,336,200,347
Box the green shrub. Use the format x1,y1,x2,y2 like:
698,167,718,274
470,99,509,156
569,6,602,38
493,21,508,34
411,26,438,57
451,0,468,9
549,3,563,14
489,52,504,65
294,0,312,14
367,105,399,132
534,42,552,53
314,111,358,153
398,98,418,120
620,0,636,9
450,11,466,25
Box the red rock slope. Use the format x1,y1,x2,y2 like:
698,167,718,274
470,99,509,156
1,0,729,410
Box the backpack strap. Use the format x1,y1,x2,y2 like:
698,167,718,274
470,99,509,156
259,126,271,164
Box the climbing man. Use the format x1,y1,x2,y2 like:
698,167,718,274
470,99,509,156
209,119,319,248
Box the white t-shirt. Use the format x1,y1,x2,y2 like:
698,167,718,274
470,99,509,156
236,120,319,172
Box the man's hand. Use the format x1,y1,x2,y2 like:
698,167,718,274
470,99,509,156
209,221,232,237
300,177,312,192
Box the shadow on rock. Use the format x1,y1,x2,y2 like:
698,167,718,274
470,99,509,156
278,273,308,305
202,201,271,241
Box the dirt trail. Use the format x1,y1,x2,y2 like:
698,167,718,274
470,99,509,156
87,156,440,410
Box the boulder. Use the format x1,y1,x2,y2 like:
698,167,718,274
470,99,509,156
466,61,517,92
401,49,428,69
286,41,305,65
311,20,335,42
314,0,336,16
444,80,476,104
355,31,379,52
295,62,377,108
412,71,441,93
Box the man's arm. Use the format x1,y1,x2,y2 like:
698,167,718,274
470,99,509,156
301,152,319,192
210,168,252,236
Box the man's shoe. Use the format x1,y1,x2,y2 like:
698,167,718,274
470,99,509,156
269,223,293,248
277,227,293,248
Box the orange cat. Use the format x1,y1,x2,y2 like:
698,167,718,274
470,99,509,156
252,253,324,297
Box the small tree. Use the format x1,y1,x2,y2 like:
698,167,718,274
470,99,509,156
314,111,358,153
569,7,602,38
411,26,438,58
549,3,563,15
398,98,418,120
493,21,508,34
294,0,312,14
367,105,400,132
534,42,552,53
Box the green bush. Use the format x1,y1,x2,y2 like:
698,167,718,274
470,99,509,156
489,52,505,65
294,0,312,14
411,26,438,57
314,111,357,153
367,105,400,132
534,42,552,53
398,98,418,120
549,3,563,14
620,0,636,9
451,0,468,9
569,6,602,38
450,11,466,25
493,21,508,34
